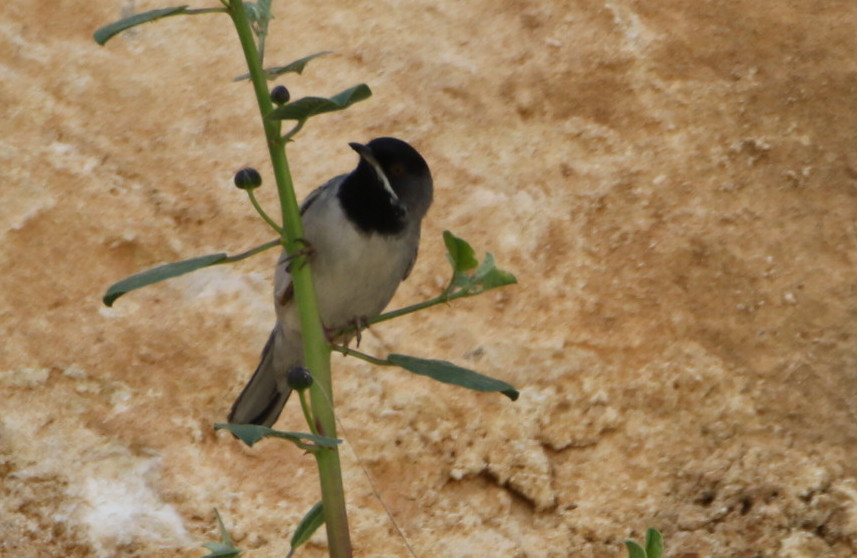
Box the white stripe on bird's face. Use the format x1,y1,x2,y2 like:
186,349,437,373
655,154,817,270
362,152,399,202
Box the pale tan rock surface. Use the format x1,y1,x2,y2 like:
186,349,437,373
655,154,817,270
2,1,857,556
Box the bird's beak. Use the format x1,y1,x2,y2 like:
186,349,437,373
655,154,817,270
349,142,399,201
349,142,373,161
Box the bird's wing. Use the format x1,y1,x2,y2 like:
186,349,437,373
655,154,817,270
275,175,346,307
299,174,345,215
401,227,421,281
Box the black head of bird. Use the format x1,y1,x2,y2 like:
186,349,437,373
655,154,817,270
341,137,434,235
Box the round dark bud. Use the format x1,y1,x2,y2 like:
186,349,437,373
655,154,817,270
270,85,291,105
287,366,314,391
234,167,262,190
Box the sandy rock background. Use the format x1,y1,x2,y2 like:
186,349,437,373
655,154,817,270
2,0,857,556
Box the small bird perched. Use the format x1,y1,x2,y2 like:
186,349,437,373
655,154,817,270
228,137,434,426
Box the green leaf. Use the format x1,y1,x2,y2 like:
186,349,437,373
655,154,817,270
102,253,227,307
624,540,647,558
387,354,519,401
471,252,518,291
93,6,189,45
234,51,332,81
265,51,332,76
257,0,273,19
442,231,517,295
290,502,325,550
202,509,240,557
243,0,273,61
202,543,241,558
243,0,273,31
443,230,479,273
102,239,280,307
268,84,372,121
645,528,664,558
214,423,341,449
214,508,234,547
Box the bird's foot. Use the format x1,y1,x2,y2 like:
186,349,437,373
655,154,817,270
327,316,370,348
349,316,371,347
283,238,315,273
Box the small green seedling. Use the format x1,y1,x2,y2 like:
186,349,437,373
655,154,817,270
625,528,664,558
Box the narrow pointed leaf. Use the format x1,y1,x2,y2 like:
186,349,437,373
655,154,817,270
103,253,227,307
201,509,240,558
258,0,273,20
243,0,273,31
443,230,478,273
94,6,189,45
102,240,280,307
644,528,664,558
234,51,332,81
214,423,341,448
243,0,273,61
265,51,331,76
290,502,325,550
388,354,519,401
214,508,235,548
471,253,518,291
624,541,647,558
202,543,241,558
268,84,371,121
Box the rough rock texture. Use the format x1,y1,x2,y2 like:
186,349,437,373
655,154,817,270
2,1,857,557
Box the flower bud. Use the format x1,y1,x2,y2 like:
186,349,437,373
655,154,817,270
270,85,290,106
287,366,314,391
234,167,262,190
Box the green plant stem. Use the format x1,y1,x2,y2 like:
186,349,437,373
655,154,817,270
298,389,317,435
227,2,352,556
331,345,392,366
185,8,228,15
220,239,281,263
245,189,284,234
335,285,477,339
283,119,307,141
369,292,454,326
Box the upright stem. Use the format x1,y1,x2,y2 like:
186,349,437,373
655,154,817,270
227,3,352,556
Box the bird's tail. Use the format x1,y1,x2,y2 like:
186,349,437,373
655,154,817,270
228,325,294,427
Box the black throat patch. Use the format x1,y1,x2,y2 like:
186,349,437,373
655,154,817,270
337,164,407,235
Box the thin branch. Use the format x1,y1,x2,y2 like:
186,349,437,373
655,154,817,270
186,8,229,15
245,188,284,235
220,239,281,263
332,282,482,339
282,119,307,142
331,345,393,367
298,389,317,436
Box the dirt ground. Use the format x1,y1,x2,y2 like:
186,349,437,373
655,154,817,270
2,0,857,556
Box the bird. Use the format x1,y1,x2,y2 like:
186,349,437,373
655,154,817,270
228,137,434,426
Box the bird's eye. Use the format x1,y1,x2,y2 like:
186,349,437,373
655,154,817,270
388,163,406,177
